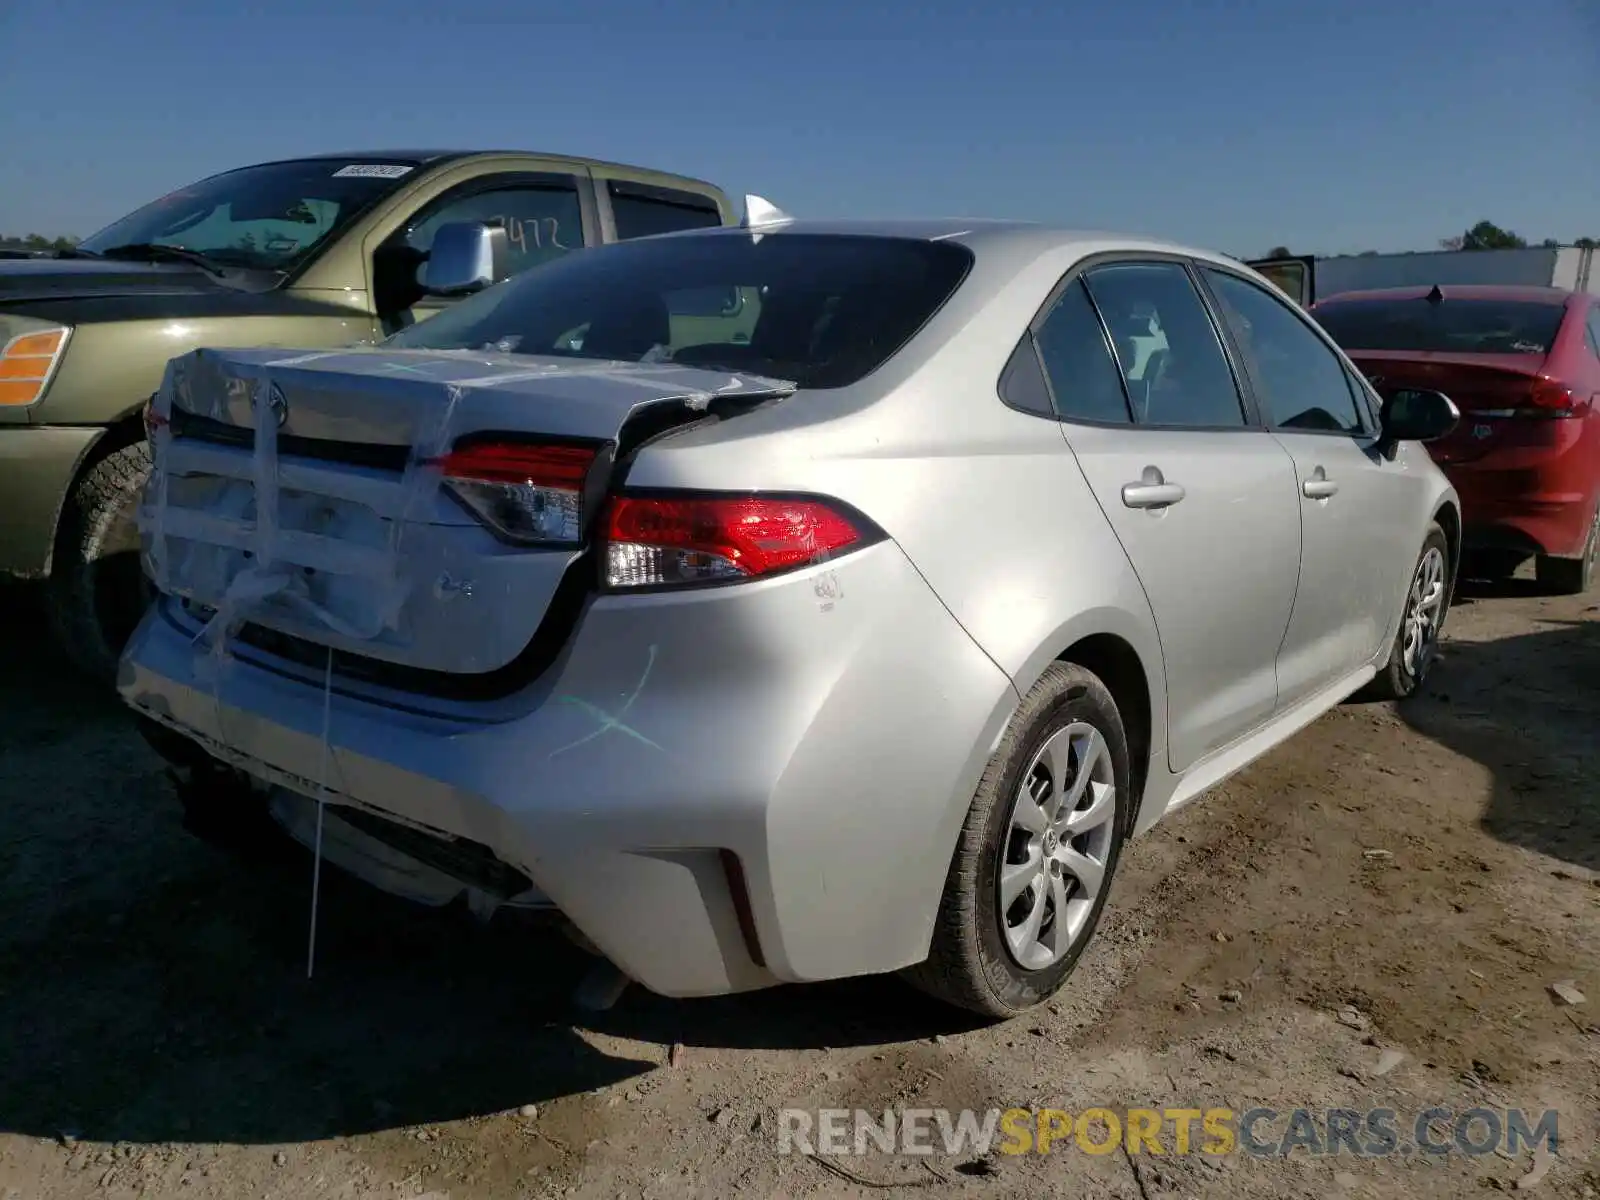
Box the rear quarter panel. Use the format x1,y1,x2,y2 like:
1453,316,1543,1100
620,235,1172,826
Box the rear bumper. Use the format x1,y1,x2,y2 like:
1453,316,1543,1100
1441,447,1599,558
0,425,103,579
119,541,1018,998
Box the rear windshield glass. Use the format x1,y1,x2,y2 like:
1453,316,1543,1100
1313,297,1566,355
386,232,974,389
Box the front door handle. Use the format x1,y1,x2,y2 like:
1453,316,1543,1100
1302,467,1339,499
1122,466,1186,510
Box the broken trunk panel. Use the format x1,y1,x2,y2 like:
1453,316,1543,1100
139,345,792,679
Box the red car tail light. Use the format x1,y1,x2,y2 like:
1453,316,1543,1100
1526,380,1582,415
602,492,874,590
1477,379,1589,420
431,440,599,545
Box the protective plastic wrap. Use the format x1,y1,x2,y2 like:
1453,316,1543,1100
137,345,793,968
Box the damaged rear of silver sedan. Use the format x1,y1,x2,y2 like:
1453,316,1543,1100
121,212,1461,1018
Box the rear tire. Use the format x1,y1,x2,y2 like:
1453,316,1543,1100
45,442,154,683
1366,522,1450,701
1534,503,1598,596
903,662,1131,1019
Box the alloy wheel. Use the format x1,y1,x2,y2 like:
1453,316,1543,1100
1402,545,1447,677
997,722,1117,970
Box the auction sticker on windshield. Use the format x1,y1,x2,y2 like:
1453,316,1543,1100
332,164,415,179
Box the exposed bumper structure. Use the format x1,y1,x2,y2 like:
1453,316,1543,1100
121,540,1018,998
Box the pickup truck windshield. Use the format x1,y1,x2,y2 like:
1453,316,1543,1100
386,232,974,390
1314,296,1566,355
77,159,420,274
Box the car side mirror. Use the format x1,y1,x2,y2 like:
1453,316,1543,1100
420,221,510,297
1378,388,1459,453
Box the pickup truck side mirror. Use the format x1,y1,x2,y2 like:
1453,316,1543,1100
1377,388,1459,455
420,221,510,297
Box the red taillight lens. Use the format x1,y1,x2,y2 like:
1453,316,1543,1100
431,441,598,545
603,493,867,589
1528,379,1579,414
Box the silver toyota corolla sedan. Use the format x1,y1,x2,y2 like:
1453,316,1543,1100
119,215,1461,1017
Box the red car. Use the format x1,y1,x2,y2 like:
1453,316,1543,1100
1313,284,1600,593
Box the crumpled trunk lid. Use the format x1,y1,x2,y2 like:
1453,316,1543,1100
141,346,789,678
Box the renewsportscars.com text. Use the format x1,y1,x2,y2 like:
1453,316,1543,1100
777,1106,1560,1159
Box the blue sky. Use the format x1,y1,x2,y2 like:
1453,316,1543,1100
3,0,1596,257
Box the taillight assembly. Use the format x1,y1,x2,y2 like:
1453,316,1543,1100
1527,380,1583,416
432,440,600,545
602,492,875,590
1478,379,1589,420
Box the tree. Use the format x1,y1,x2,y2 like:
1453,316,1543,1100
1439,236,1465,252
1576,236,1597,249
1263,245,1292,259
1459,220,1527,251
1542,238,1561,248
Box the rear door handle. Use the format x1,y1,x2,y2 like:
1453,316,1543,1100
1302,467,1339,499
1121,468,1186,510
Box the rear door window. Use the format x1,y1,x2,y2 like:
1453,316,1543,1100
607,181,724,240
1082,262,1248,428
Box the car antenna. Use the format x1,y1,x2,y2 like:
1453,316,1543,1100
741,194,793,230
1425,284,1444,305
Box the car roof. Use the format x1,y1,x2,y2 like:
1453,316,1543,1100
656,217,1245,268
1316,284,1576,306
219,150,722,189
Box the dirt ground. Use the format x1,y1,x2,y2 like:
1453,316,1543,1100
1,569,1596,1200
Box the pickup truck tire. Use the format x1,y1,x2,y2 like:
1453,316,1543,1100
47,441,154,683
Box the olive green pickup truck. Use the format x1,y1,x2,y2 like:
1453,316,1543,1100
0,151,736,678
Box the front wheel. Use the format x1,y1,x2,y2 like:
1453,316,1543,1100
903,661,1130,1019
1366,522,1451,701
45,442,155,683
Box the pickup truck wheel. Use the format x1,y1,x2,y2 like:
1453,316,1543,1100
46,442,154,683
903,662,1130,1019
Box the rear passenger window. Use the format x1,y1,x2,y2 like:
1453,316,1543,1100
608,182,723,240
1204,268,1365,434
1082,263,1246,428
1585,310,1600,362
1032,279,1132,424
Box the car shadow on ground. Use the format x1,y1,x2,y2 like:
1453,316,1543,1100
0,584,970,1151
1398,580,1600,873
